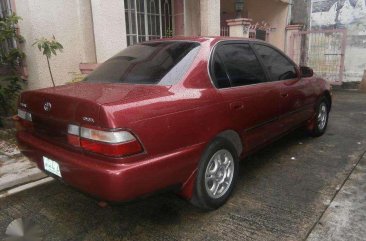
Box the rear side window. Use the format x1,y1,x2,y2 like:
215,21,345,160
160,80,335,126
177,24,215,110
211,53,231,88
84,41,200,85
253,44,297,81
211,43,267,88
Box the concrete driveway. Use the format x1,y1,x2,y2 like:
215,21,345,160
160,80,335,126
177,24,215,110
0,90,365,241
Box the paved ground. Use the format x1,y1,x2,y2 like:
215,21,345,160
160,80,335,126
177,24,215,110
0,90,365,241
308,152,366,241
0,129,46,191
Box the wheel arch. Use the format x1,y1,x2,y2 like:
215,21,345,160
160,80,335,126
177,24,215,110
216,130,243,157
323,90,332,111
179,129,243,200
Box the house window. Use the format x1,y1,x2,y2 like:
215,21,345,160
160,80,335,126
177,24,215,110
124,0,173,46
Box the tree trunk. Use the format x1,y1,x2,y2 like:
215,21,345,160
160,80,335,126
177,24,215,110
46,57,56,87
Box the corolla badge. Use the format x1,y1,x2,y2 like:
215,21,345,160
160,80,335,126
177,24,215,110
43,102,52,112
83,116,95,123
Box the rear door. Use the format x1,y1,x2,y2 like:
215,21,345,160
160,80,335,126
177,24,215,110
210,41,282,152
252,43,314,130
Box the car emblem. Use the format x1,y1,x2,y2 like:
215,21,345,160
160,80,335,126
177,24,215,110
44,102,52,112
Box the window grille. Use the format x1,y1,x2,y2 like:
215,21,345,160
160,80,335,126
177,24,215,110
124,0,172,46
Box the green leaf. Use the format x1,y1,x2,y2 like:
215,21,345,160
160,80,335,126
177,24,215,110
56,42,63,50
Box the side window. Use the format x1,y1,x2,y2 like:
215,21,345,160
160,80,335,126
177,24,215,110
253,44,298,81
212,43,267,88
212,53,231,88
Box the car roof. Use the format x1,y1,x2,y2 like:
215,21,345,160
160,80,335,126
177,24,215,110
146,36,266,45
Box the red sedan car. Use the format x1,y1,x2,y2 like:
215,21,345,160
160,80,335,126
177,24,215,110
16,37,331,210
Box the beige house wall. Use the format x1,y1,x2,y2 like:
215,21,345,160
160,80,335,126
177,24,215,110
15,0,96,90
91,0,127,62
247,0,290,50
14,0,290,90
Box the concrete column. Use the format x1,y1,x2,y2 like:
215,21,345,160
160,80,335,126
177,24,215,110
76,0,96,64
200,0,220,36
226,18,252,38
91,0,127,62
285,24,303,63
184,0,200,36
173,0,184,36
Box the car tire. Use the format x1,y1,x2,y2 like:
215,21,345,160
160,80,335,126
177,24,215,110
190,137,239,210
309,97,329,137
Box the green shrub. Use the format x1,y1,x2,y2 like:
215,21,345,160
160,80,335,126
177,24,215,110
0,13,25,121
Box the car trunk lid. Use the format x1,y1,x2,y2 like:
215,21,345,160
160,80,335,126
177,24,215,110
20,82,171,146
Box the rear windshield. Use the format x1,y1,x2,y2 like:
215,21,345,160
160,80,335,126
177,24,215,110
84,41,200,85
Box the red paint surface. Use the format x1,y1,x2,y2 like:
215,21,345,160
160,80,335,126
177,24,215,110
16,37,331,202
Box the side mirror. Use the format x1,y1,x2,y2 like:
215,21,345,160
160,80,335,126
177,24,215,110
300,66,314,78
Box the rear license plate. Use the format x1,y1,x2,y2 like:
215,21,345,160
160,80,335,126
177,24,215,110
43,156,62,177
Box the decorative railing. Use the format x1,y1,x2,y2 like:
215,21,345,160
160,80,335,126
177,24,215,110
249,21,271,41
220,26,230,37
221,21,271,41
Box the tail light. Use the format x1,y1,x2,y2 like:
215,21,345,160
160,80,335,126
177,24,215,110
17,109,33,130
67,125,81,147
67,125,143,157
18,109,32,122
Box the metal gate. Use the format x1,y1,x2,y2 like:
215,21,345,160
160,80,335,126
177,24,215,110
289,29,347,85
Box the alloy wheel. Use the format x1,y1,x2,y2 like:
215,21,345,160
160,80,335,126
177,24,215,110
204,149,235,199
317,102,328,130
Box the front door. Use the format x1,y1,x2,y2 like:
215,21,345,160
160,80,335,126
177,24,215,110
252,43,312,130
210,41,282,152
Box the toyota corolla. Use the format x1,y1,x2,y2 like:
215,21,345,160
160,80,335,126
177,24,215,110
16,37,331,210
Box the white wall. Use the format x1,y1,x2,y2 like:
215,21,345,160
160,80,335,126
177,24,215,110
15,0,96,90
91,0,127,62
311,0,366,82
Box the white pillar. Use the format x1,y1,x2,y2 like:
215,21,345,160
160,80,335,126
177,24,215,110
91,0,127,62
285,24,303,64
227,18,252,38
200,0,220,36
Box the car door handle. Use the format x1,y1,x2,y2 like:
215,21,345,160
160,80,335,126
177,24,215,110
281,93,289,98
230,102,244,110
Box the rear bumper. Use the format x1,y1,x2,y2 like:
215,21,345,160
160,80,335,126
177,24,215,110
16,131,203,202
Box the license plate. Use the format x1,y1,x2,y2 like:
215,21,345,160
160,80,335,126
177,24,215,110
43,156,62,177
